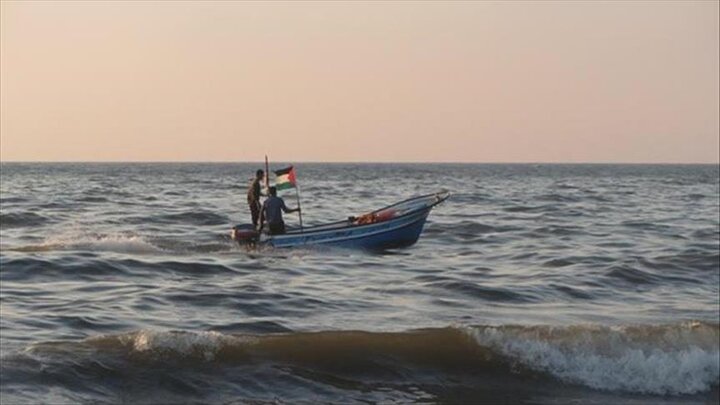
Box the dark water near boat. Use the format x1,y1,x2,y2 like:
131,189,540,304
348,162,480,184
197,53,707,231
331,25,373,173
1,162,718,404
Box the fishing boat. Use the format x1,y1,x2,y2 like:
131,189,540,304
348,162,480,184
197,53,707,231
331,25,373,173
232,191,449,250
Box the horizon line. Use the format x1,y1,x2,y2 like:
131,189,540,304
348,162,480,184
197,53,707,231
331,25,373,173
1,160,718,165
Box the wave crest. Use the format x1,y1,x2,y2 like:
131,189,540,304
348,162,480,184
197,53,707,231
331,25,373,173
466,321,720,395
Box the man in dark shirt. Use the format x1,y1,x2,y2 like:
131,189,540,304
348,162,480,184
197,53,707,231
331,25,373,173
247,169,264,229
258,186,300,235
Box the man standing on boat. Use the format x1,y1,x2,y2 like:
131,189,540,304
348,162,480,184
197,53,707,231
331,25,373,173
258,186,300,235
247,169,264,230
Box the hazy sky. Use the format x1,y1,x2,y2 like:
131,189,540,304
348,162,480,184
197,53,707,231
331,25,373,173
1,1,718,163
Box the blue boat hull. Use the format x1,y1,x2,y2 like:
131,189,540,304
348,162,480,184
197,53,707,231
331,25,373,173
232,192,448,251
267,209,430,250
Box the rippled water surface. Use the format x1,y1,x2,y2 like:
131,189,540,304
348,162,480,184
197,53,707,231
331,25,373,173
1,163,718,404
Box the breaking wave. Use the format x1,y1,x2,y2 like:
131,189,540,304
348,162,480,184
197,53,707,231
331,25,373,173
10,322,718,396
467,321,720,395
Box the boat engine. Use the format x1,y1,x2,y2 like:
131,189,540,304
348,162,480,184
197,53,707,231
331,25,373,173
231,224,259,246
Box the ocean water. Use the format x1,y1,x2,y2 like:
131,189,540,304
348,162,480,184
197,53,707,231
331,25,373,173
0,162,718,404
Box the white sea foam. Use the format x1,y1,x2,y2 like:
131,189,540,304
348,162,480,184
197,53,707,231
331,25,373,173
78,235,162,254
466,322,720,395
120,330,253,361
43,231,164,254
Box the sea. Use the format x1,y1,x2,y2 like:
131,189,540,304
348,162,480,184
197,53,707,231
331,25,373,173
0,162,718,404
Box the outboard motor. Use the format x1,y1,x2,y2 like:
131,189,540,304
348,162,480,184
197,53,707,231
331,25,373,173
231,224,259,246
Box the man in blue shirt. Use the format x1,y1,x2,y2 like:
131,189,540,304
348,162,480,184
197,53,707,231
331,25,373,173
258,187,300,235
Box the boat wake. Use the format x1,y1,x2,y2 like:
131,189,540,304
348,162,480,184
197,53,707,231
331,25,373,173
9,233,167,254
6,230,248,256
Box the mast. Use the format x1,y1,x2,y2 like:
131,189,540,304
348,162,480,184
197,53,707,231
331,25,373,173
264,155,270,192
295,184,304,232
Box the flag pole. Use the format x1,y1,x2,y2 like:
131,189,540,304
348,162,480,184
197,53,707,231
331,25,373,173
264,155,270,192
295,182,304,232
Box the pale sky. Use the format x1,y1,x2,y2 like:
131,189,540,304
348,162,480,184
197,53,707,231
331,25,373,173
1,1,718,163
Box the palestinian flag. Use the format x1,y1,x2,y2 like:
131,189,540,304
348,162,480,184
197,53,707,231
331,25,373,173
274,166,297,190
